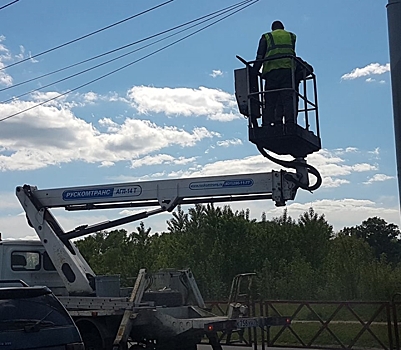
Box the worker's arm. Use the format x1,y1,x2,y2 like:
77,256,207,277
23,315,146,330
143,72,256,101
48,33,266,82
253,35,266,72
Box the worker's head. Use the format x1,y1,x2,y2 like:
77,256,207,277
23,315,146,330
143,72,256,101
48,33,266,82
271,21,284,31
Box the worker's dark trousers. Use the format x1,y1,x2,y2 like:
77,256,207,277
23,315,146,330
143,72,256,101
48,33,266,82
263,68,295,125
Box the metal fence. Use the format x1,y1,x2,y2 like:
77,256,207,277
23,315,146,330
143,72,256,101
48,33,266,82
205,298,401,350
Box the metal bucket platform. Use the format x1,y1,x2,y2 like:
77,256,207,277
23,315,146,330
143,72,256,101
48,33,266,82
249,123,321,158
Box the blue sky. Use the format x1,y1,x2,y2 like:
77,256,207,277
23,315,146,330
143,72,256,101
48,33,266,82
0,0,399,240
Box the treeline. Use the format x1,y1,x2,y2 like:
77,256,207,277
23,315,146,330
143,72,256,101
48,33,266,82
76,205,401,301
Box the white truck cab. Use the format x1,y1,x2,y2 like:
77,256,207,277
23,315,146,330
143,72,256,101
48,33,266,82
0,240,67,296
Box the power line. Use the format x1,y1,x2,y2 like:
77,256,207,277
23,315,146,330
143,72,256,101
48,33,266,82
0,0,258,122
0,0,19,11
0,0,251,94
0,0,253,103
0,0,173,71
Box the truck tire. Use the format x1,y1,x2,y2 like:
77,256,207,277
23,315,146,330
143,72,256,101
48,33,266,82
75,318,106,350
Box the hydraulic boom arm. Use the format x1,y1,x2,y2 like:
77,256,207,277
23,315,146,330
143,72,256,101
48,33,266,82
16,168,306,295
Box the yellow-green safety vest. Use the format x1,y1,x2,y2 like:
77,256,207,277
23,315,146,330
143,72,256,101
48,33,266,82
262,29,296,75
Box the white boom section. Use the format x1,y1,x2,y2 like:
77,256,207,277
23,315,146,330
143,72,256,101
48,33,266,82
18,171,297,210
16,170,300,295
16,186,96,295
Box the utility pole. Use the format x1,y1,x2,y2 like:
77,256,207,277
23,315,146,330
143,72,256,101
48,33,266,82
387,0,401,213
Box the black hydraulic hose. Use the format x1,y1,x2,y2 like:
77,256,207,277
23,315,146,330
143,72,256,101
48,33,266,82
256,145,322,192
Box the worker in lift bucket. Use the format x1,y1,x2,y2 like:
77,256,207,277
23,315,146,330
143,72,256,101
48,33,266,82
253,20,296,126
274,57,314,122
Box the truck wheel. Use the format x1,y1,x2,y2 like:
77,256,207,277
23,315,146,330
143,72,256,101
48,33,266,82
76,319,104,350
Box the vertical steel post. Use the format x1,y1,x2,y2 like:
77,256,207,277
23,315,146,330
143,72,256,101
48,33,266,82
387,0,401,213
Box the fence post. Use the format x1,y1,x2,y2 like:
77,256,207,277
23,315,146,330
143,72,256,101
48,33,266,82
387,302,394,350
260,300,266,350
251,300,257,350
392,293,401,350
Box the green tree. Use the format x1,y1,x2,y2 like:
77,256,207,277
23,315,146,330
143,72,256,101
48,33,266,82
361,256,401,300
324,234,373,299
341,217,401,265
159,204,258,298
130,221,155,271
167,205,188,233
75,207,401,301
76,223,155,286
76,229,135,282
296,208,333,270
254,210,302,299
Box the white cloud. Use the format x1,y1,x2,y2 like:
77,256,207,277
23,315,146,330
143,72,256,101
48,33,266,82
2,190,399,240
210,69,223,78
368,147,380,156
0,144,398,239
341,63,390,80
0,36,13,87
127,86,240,122
167,155,273,178
130,154,196,168
0,39,42,90
30,91,68,105
0,209,123,240
78,91,127,105
0,192,21,210
28,51,38,63
0,195,174,240
0,101,218,171
352,163,377,172
162,149,377,191
196,197,400,233
363,173,395,185
308,150,377,178
265,198,400,232
331,147,359,155
11,45,38,63
14,45,25,60
216,138,243,147
99,160,114,167
83,92,99,103
322,177,350,188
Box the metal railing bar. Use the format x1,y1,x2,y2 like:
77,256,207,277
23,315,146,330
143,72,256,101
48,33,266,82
305,303,346,348
269,303,306,346
346,303,389,350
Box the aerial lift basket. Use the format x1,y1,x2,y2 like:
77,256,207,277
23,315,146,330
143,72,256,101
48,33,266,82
234,55,321,158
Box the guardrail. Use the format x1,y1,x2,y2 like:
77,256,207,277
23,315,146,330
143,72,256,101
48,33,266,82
205,299,401,350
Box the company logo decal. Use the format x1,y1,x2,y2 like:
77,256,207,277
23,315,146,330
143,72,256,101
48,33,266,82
62,186,142,200
189,179,253,190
